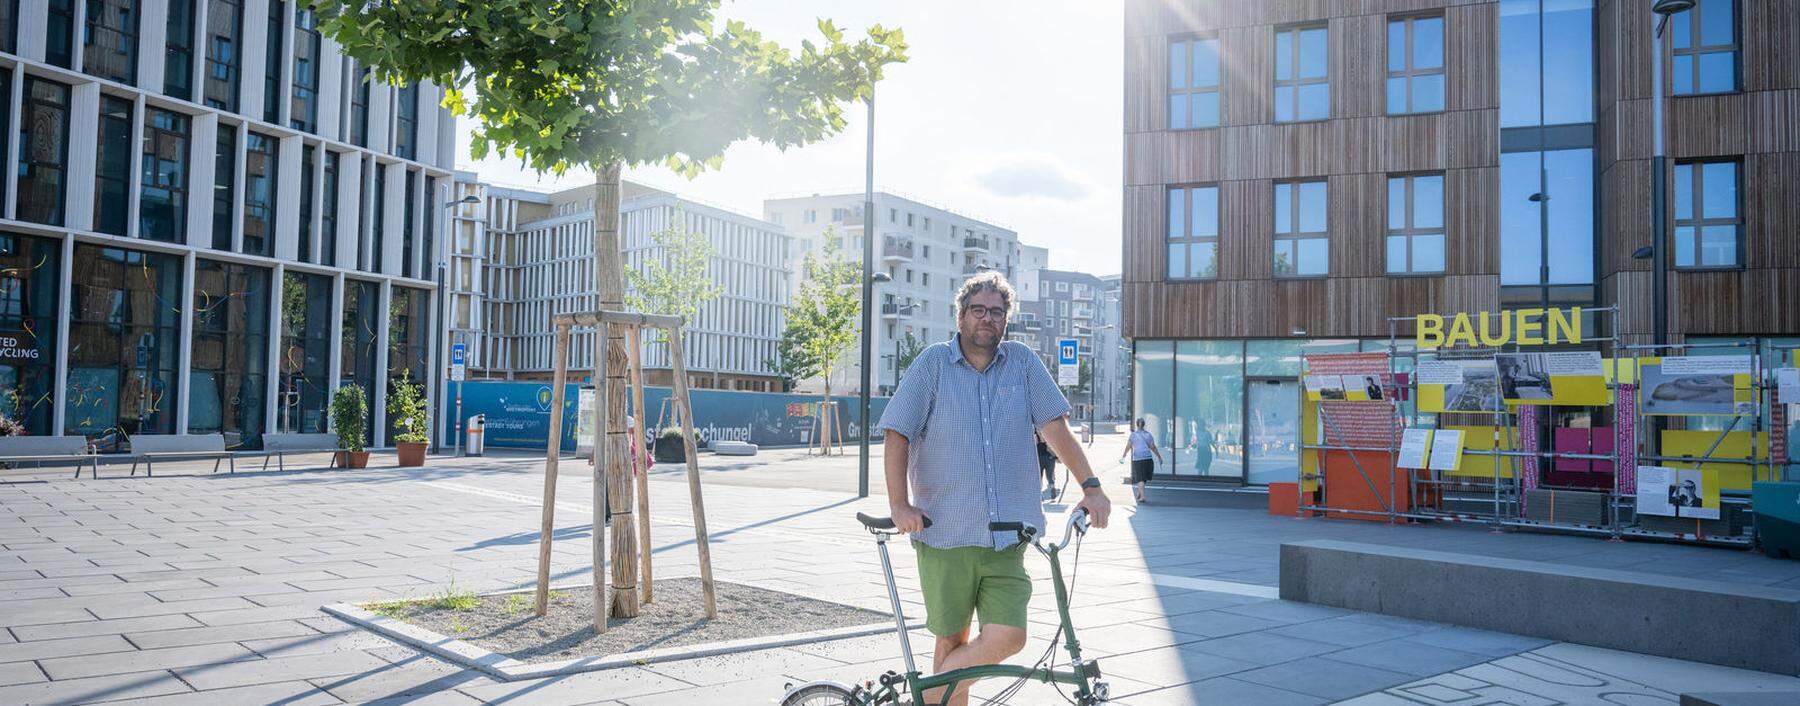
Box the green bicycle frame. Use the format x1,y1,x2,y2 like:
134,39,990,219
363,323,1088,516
867,531,1100,706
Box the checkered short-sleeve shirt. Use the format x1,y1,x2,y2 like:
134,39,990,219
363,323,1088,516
876,335,1073,550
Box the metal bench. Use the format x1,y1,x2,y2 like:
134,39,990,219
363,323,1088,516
259,432,345,471
0,436,100,479
128,434,237,477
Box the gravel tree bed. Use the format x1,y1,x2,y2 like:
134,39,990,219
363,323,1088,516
367,578,889,663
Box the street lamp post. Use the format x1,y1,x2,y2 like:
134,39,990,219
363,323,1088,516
857,88,878,500
441,194,481,456
1646,0,1691,347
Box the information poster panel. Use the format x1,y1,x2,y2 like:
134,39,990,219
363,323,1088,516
1641,356,1754,416
1427,429,1464,471
1495,352,1607,406
1419,360,1501,413
1637,465,1721,520
1397,428,1433,469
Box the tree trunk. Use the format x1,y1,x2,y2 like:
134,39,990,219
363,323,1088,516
821,371,834,454
593,163,639,618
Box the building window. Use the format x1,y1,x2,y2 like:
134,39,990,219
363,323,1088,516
66,245,184,438
401,170,415,277
1273,180,1328,277
1168,36,1220,129
1386,174,1445,274
423,175,437,278
1500,148,1594,286
84,0,139,84
262,0,283,123
1670,0,1738,95
190,259,270,448
1499,0,1593,129
297,145,314,262
0,0,15,54
386,287,429,442
371,166,386,272
242,131,275,256
1274,25,1328,122
290,7,319,131
321,151,338,266
141,108,191,243
212,127,236,250
17,78,70,227
94,96,133,236
803,209,816,224
1387,15,1444,114
164,0,197,100
203,0,243,111
46,0,74,68
278,270,331,433
1673,160,1740,268
340,278,378,446
1166,185,1219,279
395,83,418,160
0,233,62,435
349,63,369,147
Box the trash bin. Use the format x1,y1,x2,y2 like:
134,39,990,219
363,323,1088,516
465,414,486,456
1753,481,1800,559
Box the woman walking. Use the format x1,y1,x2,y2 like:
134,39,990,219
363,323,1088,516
1120,419,1162,503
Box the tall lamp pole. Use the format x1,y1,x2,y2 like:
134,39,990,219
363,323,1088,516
1646,0,1691,347
858,88,877,499
442,194,481,456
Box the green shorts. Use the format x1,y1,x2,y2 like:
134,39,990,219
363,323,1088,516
913,541,1031,637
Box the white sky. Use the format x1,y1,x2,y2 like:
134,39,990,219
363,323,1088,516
453,0,1124,276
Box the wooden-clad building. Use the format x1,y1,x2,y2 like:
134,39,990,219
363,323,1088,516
1122,0,1800,485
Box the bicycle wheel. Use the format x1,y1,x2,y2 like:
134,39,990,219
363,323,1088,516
780,682,859,706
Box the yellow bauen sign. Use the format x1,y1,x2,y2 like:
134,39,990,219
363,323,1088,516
1416,307,1583,349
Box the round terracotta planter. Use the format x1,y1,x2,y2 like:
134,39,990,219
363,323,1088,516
396,442,428,467
336,451,371,468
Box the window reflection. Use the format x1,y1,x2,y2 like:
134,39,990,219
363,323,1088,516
189,259,270,448
66,245,183,440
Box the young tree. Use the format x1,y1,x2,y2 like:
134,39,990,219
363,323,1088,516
625,208,723,341
777,237,861,448
310,0,906,619
894,330,926,381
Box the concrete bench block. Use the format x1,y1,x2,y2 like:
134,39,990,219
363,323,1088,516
1280,540,1800,675
711,441,757,456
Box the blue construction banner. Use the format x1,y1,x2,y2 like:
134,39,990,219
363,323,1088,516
444,381,889,451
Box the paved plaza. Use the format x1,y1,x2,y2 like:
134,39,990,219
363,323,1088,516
3,447,1800,705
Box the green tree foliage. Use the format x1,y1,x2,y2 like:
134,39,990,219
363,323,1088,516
625,209,722,338
895,331,926,379
774,236,861,397
309,0,906,177
387,370,430,444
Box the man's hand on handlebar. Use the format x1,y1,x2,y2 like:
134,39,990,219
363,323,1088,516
890,502,930,534
1075,488,1112,529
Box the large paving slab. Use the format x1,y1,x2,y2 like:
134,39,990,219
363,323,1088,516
5,449,1800,703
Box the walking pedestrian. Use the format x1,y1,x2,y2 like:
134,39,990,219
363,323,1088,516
1120,419,1162,504
1036,431,1058,498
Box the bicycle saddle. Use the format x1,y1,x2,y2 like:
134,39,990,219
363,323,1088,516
856,512,931,530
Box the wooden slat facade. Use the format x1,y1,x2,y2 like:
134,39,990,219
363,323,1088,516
1126,0,1800,344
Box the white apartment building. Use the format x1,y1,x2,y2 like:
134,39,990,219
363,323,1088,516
0,2,458,449
458,181,791,391
762,192,1023,396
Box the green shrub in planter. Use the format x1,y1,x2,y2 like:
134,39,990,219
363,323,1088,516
654,427,687,463
387,370,430,445
332,385,368,453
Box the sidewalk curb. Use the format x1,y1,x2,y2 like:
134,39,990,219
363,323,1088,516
323,579,921,681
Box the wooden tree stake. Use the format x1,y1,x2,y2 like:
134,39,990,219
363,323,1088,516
666,324,718,618
592,323,610,633
627,326,653,604
534,324,571,617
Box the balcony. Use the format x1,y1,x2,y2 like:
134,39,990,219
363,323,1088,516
881,303,918,320
963,236,991,253
881,236,914,264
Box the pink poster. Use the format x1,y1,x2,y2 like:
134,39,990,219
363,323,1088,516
1616,383,1637,494
1519,405,1539,512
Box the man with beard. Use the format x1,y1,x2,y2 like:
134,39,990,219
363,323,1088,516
877,272,1112,706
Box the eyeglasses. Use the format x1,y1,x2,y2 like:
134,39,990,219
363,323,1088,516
963,305,1008,320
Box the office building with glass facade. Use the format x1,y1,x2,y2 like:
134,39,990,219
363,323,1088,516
1122,0,1800,485
0,2,457,449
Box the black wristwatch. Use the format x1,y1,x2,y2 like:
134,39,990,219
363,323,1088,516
1081,477,1102,490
